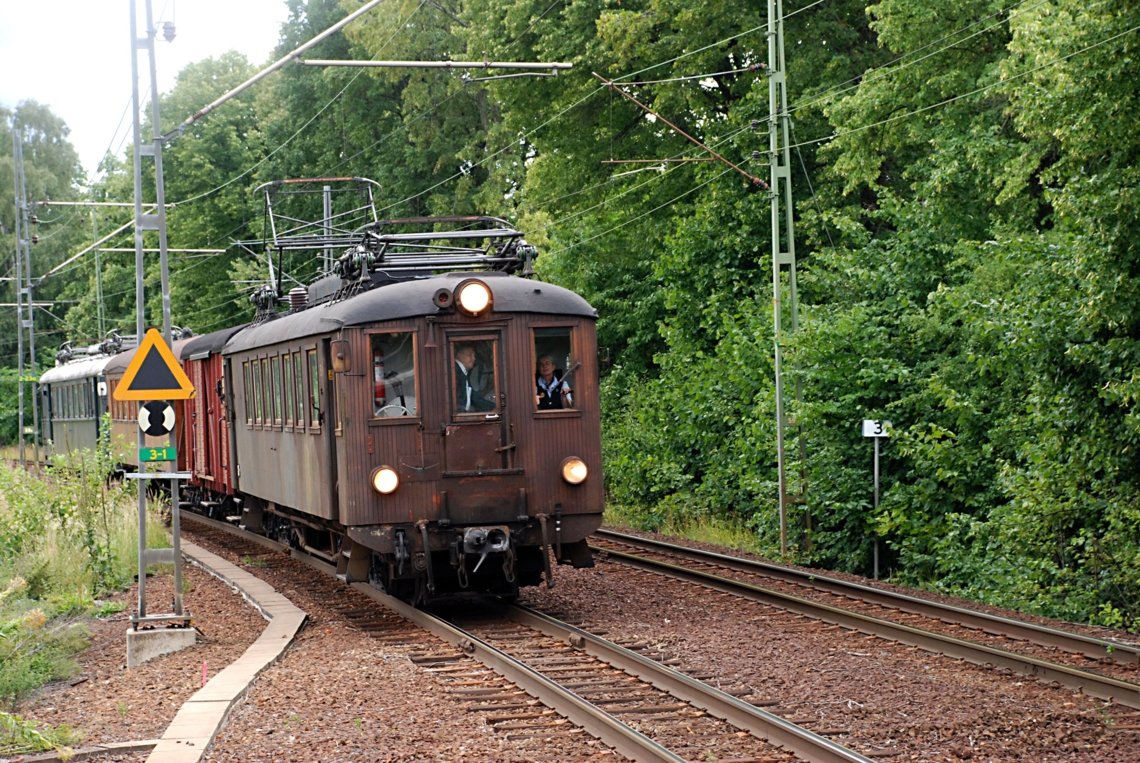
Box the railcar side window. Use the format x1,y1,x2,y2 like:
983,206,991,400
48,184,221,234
450,337,499,415
371,332,418,418
307,349,320,429
242,361,253,424
262,358,272,424
253,359,264,424
533,328,576,411
292,352,303,427
283,354,294,426
271,355,283,426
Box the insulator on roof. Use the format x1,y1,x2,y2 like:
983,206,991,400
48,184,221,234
289,287,308,311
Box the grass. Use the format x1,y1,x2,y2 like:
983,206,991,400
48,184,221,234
0,452,173,754
602,503,768,557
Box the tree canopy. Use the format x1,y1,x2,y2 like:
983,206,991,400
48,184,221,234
4,0,1138,630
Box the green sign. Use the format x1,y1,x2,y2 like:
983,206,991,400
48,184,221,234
140,446,177,463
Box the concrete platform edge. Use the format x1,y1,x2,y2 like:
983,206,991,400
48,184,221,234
138,540,308,763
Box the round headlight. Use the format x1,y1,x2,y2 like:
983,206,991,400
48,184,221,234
370,466,400,495
456,279,492,316
560,457,588,485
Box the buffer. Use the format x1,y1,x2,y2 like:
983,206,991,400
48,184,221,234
113,328,196,401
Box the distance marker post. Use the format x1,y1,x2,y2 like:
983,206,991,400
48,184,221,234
861,420,891,579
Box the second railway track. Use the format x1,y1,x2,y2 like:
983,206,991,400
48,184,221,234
590,529,1140,710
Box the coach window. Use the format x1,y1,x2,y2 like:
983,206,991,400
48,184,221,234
242,362,252,424
307,348,321,431
252,359,263,424
450,336,499,415
371,332,417,418
259,355,270,421
533,327,577,412
271,355,283,427
292,351,303,427
283,353,295,427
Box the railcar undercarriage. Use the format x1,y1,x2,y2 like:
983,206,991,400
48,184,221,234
182,493,593,606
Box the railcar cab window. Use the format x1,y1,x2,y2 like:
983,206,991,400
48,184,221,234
533,328,576,412
451,338,499,414
371,332,418,418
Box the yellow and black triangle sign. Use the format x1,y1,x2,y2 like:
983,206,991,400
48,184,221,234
113,328,196,401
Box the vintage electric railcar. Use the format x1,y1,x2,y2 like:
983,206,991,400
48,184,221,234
217,268,603,600
40,215,604,602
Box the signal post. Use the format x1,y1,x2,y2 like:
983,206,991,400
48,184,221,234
116,329,197,667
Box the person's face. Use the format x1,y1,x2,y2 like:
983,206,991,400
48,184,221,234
457,348,475,370
538,357,555,380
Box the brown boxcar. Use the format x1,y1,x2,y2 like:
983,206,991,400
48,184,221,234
180,326,246,515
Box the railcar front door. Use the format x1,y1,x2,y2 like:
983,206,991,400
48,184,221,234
443,332,514,475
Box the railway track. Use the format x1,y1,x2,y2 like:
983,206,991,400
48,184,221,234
182,512,874,762
590,529,1140,710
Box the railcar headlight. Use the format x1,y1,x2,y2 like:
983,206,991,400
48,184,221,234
370,466,400,495
560,457,588,485
455,279,492,316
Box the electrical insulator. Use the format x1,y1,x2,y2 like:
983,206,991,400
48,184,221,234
30,235,39,244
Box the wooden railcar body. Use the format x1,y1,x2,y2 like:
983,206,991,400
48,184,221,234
223,272,603,596
181,327,245,503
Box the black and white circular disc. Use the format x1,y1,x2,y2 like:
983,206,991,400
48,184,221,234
138,401,175,436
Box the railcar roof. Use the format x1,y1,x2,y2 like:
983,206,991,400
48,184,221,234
224,273,596,354
104,336,198,374
183,325,248,359
39,355,115,384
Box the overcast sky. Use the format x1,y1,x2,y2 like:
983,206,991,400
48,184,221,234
0,0,292,179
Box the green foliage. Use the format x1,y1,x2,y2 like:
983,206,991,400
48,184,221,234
0,439,139,603
0,454,150,719
0,710,80,756
4,0,1138,632
0,604,88,710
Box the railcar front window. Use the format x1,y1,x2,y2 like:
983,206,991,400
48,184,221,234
450,337,499,415
533,327,577,411
371,332,418,418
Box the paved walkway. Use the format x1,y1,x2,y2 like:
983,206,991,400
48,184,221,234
144,541,308,763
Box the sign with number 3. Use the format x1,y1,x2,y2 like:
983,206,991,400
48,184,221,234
862,419,890,438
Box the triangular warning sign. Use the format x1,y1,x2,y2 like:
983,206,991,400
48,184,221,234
113,328,196,401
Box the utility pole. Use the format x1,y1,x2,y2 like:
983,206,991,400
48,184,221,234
768,0,800,556
127,0,189,649
10,123,41,465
